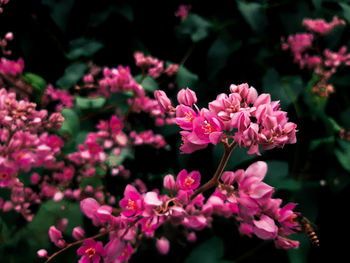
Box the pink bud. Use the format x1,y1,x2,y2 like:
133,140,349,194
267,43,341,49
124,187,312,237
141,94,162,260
163,174,176,190
30,173,41,184
156,237,170,255
2,201,13,212
5,32,13,41
187,232,196,242
72,226,85,240
177,88,197,106
37,249,47,258
221,171,235,185
154,90,172,112
49,226,64,247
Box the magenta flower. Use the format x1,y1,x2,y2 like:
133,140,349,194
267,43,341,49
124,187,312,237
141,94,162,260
156,237,170,255
177,88,197,106
302,16,345,35
77,239,105,263
176,169,200,191
109,116,123,133
120,184,143,217
48,226,65,248
179,131,208,154
175,105,199,130
253,215,278,240
154,90,172,112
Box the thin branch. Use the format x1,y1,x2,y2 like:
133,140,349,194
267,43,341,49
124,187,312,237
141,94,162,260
190,141,236,201
45,230,110,263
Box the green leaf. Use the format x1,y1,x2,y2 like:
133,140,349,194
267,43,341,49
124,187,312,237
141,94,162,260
309,136,335,151
22,72,47,104
80,176,103,189
67,38,104,60
334,139,350,172
236,0,267,32
41,0,75,32
263,69,303,109
185,237,224,263
56,63,88,90
141,76,159,93
177,65,199,90
76,96,106,110
207,34,242,80
340,3,350,23
179,14,212,42
264,160,302,191
58,108,80,137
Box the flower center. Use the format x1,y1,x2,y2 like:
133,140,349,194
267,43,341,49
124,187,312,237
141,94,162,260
201,120,214,135
126,199,137,210
184,111,194,123
184,176,194,188
85,248,96,259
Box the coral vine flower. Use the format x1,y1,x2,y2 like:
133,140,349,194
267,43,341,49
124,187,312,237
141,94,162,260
120,185,143,217
77,239,105,263
176,169,201,191
109,116,123,133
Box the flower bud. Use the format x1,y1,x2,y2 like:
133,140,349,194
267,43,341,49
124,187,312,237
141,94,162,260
37,249,47,258
5,32,13,41
156,237,170,255
177,88,197,106
163,174,175,190
72,226,85,240
154,90,172,112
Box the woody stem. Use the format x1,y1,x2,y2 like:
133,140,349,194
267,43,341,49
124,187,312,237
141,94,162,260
190,141,236,201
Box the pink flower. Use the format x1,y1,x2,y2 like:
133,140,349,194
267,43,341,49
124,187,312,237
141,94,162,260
109,116,124,133
176,169,200,191
179,130,208,154
253,215,278,240
156,237,170,255
0,57,24,75
177,88,197,106
175,105,199,130
77,239,105,263
274,236,299,249
190,110,224,145
116,243,133,262
103,238,126,263
120,185,143,217
80,198,112,226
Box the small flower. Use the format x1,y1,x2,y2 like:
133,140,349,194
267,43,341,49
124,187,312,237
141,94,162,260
177,88,197,106
156,237,170,255
176,169,200,191
119,185,143,217
77,239,105,263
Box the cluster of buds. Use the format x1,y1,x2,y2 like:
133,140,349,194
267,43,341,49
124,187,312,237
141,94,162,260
282,16,349,97
156,84,297,155
0,32,13,56
41,84,74,111
134,52,179,78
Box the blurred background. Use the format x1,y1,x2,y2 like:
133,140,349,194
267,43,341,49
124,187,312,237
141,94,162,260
1,0,350,262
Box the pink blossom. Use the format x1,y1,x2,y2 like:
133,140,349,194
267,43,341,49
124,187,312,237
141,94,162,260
103,238,126,263
176,169,200,191
116,243,133,262
324,46,350,68
0,57,24,75
175,105,199,130
179,130,208,154
77,239,105,263
109,115,124,133
164,64,179,76
120,184,143,217
253,215,278,240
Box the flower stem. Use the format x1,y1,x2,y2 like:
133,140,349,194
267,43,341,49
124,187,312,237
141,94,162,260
45,230,110,263
190,141,236,200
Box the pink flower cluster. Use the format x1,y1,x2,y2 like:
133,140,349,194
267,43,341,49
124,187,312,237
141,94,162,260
156,85,297,155
61,161,300,262
0,57,24,76
42,84,74,111
302,16,345,35
282,16,349,97
0,88,64,219
134,52,179,78
97,66,144,98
